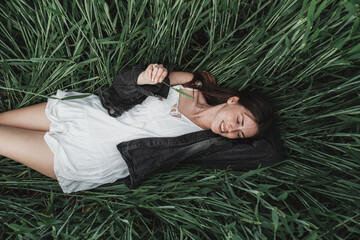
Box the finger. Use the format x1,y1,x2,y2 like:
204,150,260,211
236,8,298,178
155,64,167,82
158,64,168,81
145,69,150,81
145,65,152,81
146,64,154,82
151,64,159,82
157,68,167,82
146,64,153,72
158,70,168,83
155,68,164,82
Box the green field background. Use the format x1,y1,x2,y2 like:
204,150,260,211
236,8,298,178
0,0,359,239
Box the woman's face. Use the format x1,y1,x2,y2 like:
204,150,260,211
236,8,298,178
211,97,258,139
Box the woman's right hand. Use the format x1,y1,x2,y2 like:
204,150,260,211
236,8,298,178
137,64,168,85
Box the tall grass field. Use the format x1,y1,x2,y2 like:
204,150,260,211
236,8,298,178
0,0,359,239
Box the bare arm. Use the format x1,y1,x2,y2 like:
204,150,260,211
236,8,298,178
169,71,194,86
137,64,194,86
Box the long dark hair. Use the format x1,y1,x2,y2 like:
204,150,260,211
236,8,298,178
184,71,273,138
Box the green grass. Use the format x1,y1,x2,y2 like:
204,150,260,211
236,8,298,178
0,0,359,239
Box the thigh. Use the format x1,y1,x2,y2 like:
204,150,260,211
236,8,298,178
0,102,51,131
0,125,56,179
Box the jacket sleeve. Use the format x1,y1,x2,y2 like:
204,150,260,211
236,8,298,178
183,126,285,170
97,65,172,117
118,127,285,189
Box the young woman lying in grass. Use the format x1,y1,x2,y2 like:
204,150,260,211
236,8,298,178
0,63,283,193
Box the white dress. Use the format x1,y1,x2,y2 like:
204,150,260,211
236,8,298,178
44,85,203,193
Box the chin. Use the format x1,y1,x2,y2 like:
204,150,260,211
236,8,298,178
211,126,220,135
214,130,227,138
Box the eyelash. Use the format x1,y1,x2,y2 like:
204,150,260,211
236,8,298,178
237,117,241,138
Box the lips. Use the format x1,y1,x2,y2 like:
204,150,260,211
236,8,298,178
220,121,225,133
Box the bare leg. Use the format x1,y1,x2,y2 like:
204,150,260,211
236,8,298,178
0,102,51,131
0,125,56,179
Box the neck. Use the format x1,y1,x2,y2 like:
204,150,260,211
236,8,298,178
191,102,225,130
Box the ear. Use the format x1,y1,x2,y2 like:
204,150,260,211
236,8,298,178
227,96,239,104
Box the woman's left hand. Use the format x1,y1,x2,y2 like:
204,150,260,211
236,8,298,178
137,64,168,85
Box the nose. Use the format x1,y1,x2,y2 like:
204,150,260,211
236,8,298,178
228,123,237,133
228,123,241,133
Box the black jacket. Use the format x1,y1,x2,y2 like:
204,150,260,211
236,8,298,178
97,65,285,188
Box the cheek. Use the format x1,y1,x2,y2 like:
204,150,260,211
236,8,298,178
227,107,239,119
230,133,238,139
212,112,223,127
248,125,259,137
222,132,238,139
